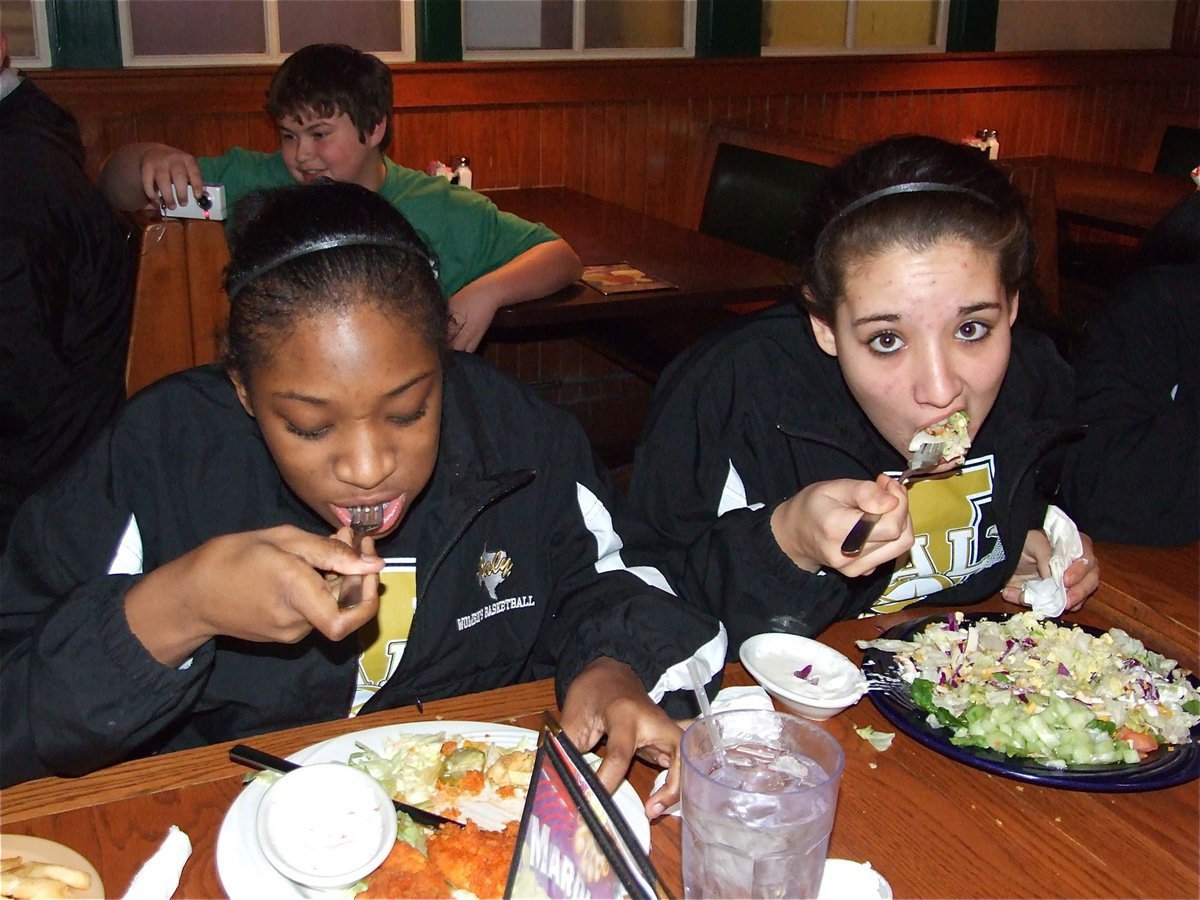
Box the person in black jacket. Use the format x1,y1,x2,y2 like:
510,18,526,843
1060,192,1199,545
0,32,134,546
627,135,1100,659
0,182,726,809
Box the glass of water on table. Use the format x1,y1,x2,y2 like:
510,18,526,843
680,708,845,899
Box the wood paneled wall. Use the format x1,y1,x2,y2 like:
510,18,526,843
32,49,1195,466
35,50,1195,228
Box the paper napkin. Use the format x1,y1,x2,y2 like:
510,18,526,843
1020,505,1085,618
123,825,191,900
652,685,775,816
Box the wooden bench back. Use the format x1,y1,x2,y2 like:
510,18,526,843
1138,110,1200,177
1000,159,1062,326
685,125,858,261
126,215,230,396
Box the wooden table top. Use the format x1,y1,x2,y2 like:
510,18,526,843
2,541,1196,899
482,187,797,329
1012,155,1194,236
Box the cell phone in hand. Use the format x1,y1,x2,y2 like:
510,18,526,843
161,183,227,221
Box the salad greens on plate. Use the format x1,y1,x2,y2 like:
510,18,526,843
859,611,1200,768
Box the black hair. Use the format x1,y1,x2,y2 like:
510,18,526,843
795,134,1033,324
266,43,393,148
222,181,447,382
1135,191,1200,268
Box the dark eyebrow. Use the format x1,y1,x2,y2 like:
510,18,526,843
851,313,900,327
274,370,436,405
960,301,1003,315
851,300,1003,328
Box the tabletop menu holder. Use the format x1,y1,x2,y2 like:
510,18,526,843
505,728,668,899
580,262,677,294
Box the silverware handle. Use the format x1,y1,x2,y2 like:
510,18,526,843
228,744,465,829
337,529,368,611
337,577,366,611
230,743,299,774
840,512,880,556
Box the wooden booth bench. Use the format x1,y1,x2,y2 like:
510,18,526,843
125,213,230,397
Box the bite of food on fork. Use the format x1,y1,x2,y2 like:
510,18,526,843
336,502,387,611
840,411,972,556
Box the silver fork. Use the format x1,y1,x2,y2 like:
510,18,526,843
839,441,947,556
337,504,384,611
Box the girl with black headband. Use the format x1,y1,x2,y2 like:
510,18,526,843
0,182,726,811
627,134,1100,659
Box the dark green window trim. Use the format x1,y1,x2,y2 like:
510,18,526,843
46,0,123,68
46,0,997,69
696,0,763,58
947,0,998,52
416,0,462,62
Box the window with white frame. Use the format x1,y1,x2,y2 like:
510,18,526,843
762,0,948,55
1,0,52,68
117,0,416,67
463,0,695,59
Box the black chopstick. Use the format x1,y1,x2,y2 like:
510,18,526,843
229,743,464,829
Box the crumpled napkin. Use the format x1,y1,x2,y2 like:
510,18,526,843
652,685,775,816
1019,505,1084,618
123,825,192,900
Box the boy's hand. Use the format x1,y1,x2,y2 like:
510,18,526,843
100,142,206,213
138,145,206,211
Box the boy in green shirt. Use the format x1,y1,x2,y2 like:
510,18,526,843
100,43,581,352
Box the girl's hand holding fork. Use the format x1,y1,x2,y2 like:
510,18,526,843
125,525,385,668
771,474,913,576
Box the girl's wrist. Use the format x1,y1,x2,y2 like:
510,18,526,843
124,565,212,667
769,503,821,573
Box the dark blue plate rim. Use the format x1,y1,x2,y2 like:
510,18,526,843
861,612,1200,792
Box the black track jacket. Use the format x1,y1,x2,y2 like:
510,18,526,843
628,304,1079,659
1,354,726,786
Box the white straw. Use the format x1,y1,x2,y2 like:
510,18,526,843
687,658,726,767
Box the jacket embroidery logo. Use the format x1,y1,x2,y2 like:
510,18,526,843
874,455,1002,614
477,547,513,600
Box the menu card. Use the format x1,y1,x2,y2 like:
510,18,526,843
505,728,667,899
580,262,676,295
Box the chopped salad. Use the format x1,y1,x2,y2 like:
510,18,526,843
909,410,971,464
346,732,535,834
859,612,1200,768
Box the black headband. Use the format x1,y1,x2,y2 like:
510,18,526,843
821,181,997,236
225,233,438,301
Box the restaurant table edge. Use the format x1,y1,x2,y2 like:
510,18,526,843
1,540,1196,899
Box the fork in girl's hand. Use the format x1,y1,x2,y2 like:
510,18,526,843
839,441,948,556
337,504,384,611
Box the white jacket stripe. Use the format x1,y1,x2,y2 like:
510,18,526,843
108,514,145,575
718,460,764,516
576,483,675,596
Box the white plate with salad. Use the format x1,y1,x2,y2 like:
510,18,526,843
215,720,651,898
859,612,1200,791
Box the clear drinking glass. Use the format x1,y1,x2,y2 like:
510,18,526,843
680,708,845,899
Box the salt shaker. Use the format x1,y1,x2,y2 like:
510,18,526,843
449,155,472,189
974,129,999,160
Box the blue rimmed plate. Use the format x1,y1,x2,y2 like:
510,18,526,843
861,612,1200,792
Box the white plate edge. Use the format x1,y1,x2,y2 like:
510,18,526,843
216,720,650,899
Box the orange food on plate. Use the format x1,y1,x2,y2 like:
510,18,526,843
360,821,520,899
359,840,452,900
427,821,520,899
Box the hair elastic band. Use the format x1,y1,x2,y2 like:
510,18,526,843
826,181,997,230
226,233,438,301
